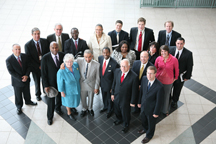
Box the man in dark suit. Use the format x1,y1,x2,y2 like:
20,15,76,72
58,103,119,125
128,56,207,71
25,27,49,101
64,28,89,57
98,47,119,118
157,21,181,47
129,17,155,60
111,59,139,133
41,42,65,125
169,37,193,108
137,66,164,143
108,20,129,50
47,23,70,52
132,51,153,114
6,44,37,115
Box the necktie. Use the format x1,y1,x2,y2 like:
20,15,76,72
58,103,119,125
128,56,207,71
121,73,125,83
75,40,78,50
116,32,119,43
176,51,179,59
139,64,144,80
147,82,151,91
85,63,88,79
37,42,42,56
58,36,62,52
102,60,106,76
138,31,142,52
18,57,22,67
165,34,170,46
55,56,60,68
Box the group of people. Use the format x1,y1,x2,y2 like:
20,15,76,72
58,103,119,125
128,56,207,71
6,17,194,143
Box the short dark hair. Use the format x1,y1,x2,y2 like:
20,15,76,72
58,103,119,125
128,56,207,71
115,20,123,25
147,66,157,74
137,17,146,24
95,24,103,29
116,40,130,52
176,37,185,43
164,21,174,27
71,27,79,33
102,47,110,53
148,41,160,55
160,45,169,55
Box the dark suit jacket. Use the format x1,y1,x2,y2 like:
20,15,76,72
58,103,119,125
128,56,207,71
47,33,70,52
41,52,65,89
111,69,139,106
25,38,49,74
129,27,155,51
64,38,88,56
169,46,193,80
148,53,159,65
157,30,181,47
6,53,31,87
98,56,119,92
132,60,154,85
138,76,164,115
108,30,129,46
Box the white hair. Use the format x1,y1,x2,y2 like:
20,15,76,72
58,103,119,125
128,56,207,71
12,44,21,50
50,41,58,47
120,59,130,66
63,54,74,63
54,23,63,30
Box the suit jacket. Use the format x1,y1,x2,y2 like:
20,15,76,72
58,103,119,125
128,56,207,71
169,46,193,80
129,27,155,51
64,38,89,56
47,33,70,52
41,52,65,89
25,38,49,73
108,30,129,46
157,30,181,47
6,53,31,87
77,57,100,91
132,60,154,85
98,56,119,92
138,76,164,115
111,69,139,106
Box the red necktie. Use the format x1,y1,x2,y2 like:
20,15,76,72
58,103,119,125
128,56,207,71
138,31,142,52
18,57,22,67
37,42,42,56
102,60,106,76
121,73,125,83
75,40,78,50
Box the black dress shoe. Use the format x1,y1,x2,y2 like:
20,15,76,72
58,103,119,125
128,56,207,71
71,108,78,115
47,120,53,125
137,129,146,134
56,110,63,115
100,108,107,113
80,110,87,117
122,126,129,133
36,96,42,101
171,102,178,108
113,120,123,126
106,112,112,118
141,137,151,143
89,110,94,116
25,101,37,106
68,114,76,121
17,109,22,115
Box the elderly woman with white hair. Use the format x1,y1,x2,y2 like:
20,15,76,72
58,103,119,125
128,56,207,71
57,54,80,120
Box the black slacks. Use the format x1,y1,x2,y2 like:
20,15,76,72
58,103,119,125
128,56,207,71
47,92,62,120
101,89,113,112
172,78,184,102
32,71,41,97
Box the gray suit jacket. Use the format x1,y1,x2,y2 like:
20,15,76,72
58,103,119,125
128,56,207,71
77,57,100,91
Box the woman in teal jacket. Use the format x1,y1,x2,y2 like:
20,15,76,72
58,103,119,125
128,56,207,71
57,54,80,120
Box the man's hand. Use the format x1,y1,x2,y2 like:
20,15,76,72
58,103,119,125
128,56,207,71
184,79,188,81
173,79,176,83
61,92,65,97
94,89,99,94
139,85,141,90
153,114,158,118
39,66,41,69
111,95,114,101
45,87,50,93
22,76,28,82
60,63,65,70
137,104,141,108
130,104,135,107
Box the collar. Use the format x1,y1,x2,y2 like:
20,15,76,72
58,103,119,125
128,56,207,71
72,38,79,43
51,52,59,58
166,30,173,36
33,39,40,44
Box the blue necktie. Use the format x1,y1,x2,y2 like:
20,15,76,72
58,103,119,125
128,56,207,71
147,82,151,91
85,63,88,79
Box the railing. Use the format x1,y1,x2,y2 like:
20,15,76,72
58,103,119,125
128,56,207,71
140,0,216,8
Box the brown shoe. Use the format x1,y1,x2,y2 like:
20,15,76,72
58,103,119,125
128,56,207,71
137,129,146,134
141,137,151,143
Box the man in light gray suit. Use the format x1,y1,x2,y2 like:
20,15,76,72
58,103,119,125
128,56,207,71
77,49,100,117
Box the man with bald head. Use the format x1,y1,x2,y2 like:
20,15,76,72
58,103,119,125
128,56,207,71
41,42,65,125
47,23,70,52
64,27,89,57
111,59,139,133
132,51,154,114
6,44,37,115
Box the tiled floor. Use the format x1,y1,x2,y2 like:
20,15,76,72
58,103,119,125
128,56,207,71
0,0,216,144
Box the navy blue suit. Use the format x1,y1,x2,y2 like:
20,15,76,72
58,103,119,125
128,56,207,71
108,30,129,50
157,30,181,47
